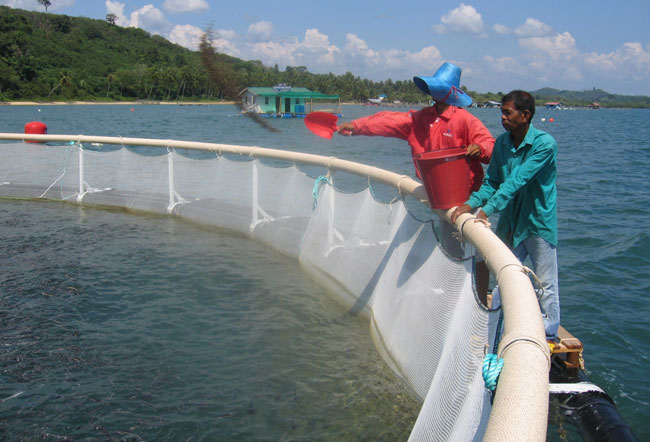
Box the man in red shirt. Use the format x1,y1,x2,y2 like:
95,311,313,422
338,62,494,302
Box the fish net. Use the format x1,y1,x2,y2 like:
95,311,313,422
0,140,499,441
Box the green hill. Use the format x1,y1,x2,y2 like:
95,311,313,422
0,6,214,101
0,6,424,103
1,6,648,107
529,87,650,108
468,87,650,109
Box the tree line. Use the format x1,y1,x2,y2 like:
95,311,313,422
0,7,430,104
1,6,648,108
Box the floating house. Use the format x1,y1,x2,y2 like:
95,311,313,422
545,101,565,109
481,100,501,108
240,84,341,118
588,102,601,109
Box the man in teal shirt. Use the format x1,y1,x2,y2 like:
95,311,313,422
451,90,560,343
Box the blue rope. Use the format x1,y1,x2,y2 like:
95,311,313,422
482,354,504,391
482,310,505,392
312,175,330,209
45,141,77,146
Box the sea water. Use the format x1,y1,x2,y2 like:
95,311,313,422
1,104,649,440
0,201,418,440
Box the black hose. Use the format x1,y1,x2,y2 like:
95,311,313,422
550,355,638,441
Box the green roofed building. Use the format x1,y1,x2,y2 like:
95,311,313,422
240,84,341,118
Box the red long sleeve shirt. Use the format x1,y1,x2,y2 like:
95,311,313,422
352,106,495,191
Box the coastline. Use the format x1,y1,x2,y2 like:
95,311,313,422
2,101,401,107
1,101,236,106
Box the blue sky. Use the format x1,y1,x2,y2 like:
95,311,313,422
3,0,650,95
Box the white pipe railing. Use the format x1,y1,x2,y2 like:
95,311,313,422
0,133,549,441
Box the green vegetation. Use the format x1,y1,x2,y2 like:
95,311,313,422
0,6,426,103
468,87,650,108
528,87,650,108
1,6,648,108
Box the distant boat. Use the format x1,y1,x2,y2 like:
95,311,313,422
367,94,388,105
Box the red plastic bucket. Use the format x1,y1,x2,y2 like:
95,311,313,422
415,147,470,209
24,121,47,143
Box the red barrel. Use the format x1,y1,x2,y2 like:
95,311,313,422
414,147,470,209
24,121,47,143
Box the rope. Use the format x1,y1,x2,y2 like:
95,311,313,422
38,142,76,199
496,263,545,299
482,353,504,392
312,174,331,209
482,311,505,392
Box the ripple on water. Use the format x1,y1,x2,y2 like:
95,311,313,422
0,200,419,441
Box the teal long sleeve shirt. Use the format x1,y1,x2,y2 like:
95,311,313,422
466,124,558,248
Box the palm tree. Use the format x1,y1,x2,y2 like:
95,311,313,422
47,71,70,98
106,73,116,98
37,0,52,13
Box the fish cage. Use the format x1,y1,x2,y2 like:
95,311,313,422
0,133,550,441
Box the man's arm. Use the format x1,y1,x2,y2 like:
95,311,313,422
464,115,495,163
338,111,413,140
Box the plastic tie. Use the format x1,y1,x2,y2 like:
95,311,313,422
482,353,504,391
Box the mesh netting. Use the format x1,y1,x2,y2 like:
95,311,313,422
0,141,499,441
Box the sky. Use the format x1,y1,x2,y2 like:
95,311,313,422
3,0,650,96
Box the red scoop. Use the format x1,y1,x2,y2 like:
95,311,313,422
304,112,339,139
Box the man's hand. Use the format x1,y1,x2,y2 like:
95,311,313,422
465,144,482,158
475,209,488,222
451,204,473,223
451,205,488,225
338,122,354,136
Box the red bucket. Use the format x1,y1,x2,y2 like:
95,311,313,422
415,147,470,209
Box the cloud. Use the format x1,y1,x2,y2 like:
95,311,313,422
492,23,511,35
203,26,442,81
168,24,204,49
162,0,209,13
340,34,442,76
248,40,299,66
247,28,340,68
344,33,369,53
105,1,127,25
519,32,579,61
210,29,242,57
482,55,519,73
247,21,274,42
515,18,553,37
128,5,172,35
433,3,484,34
105,2,172,35
584,42,650,81
215,29,237,41
156,14,650,95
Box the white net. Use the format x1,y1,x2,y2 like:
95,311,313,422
0,140,499,441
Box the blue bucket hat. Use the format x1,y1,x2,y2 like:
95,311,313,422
413,62,472,107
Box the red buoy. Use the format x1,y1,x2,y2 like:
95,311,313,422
25,121,47,143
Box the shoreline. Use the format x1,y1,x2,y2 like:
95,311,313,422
1,100,400,107
1,101,237,106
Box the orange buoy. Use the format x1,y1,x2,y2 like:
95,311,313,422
549,117,555,122
24,121,47,143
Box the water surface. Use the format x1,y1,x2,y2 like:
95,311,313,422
1,104,649,440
